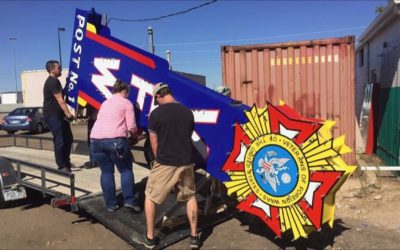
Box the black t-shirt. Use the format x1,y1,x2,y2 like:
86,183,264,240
43,76,65,118
148,102,194,166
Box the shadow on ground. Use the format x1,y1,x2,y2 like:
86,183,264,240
4,188,102,225
200,211,350,249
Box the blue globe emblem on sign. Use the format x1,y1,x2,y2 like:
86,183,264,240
253,145,299,197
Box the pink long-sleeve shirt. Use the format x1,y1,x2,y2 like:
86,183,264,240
90,94,137,139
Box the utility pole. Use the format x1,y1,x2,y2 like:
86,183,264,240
148,26,155,54
166,50,172,70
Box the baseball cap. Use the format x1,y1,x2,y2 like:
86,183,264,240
153,82,169,105
153,82,169,96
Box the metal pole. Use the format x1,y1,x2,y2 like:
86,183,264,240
9,37,18,101
103,14,108,26
16,161,21,184
41,168,46,195
166,50,172,70
148,26,155,54
57,27,65,67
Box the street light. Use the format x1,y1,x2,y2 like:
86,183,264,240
57,27,65,67
9,37,18,101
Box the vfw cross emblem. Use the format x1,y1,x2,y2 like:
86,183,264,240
222,102,356,240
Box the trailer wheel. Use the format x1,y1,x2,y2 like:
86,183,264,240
144,136,155,165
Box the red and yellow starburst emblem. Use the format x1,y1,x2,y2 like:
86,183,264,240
222,102,356,240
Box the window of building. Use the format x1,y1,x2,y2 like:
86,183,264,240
370,69,377,83
359,48,364,67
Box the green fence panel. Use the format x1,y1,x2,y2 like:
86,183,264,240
376,87,400,165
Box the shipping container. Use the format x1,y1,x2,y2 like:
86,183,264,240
221,36,356,164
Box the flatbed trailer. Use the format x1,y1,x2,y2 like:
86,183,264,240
0,134,235,249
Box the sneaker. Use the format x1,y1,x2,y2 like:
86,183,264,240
138,233,157,249
82,161,97,169
57,167,71,173
190,235,201,249
107,205,119,212
124,203,141,213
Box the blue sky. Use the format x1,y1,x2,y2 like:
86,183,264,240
0,0,386,92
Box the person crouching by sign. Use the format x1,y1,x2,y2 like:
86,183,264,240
90,80,140,213
139,82,200,249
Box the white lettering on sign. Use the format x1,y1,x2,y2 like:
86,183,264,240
190,110,218,160
192,109,219,124
67,71,79,103
67,14,86,104
130,74,155,111
77,14,85,29
71,14,86,70
91,58,120,99
72,42,82,69
192,131,201,142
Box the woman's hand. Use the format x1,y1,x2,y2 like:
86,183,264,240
128,131,139,145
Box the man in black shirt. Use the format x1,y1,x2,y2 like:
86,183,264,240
43,60,74,172
139,82,200,249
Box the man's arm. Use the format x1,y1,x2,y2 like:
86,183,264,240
53,92,73,119
149,131,158,157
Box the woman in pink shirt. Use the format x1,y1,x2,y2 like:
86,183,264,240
90,80,140,213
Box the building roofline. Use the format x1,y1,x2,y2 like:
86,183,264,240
358,1,400,47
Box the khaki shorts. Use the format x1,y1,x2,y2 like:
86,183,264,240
145,161,196,204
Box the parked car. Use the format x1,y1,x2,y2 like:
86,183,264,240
1,107,47,134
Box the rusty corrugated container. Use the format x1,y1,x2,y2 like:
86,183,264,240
221,36,355,164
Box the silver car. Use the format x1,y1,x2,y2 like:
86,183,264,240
1,107,47,134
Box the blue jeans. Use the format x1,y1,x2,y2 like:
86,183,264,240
45,116,73,169
91,138,137,209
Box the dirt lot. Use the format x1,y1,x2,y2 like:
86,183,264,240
1,125,400,249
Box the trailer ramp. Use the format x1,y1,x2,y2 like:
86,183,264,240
78,175,236,250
